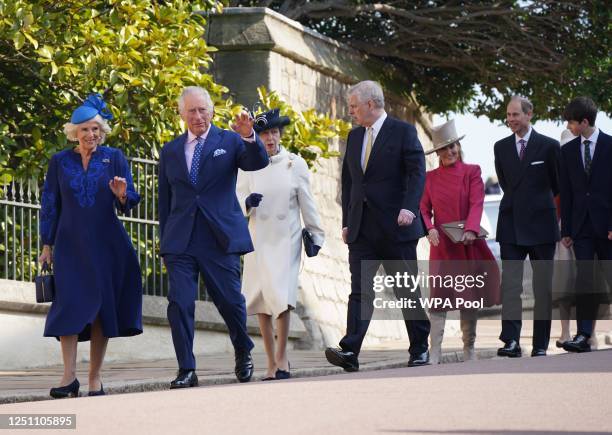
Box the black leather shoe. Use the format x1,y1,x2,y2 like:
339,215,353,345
88,383,105,396
325,347,359,372
50,378,80,399
408,351,430,367
562,334,592,353
170,369,198,389
497,340,522,358
235,349,254,383
531,349,547,357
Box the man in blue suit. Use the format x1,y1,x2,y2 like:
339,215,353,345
560,96,612,353
159,86,268,387
325,80,430,371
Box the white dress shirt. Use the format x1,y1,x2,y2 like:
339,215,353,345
580,128,599,168
185,125,211,171
360,111,387,169
515,126,532,157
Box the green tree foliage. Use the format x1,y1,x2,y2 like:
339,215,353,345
234,0,611,121
254,86,350,168
0,0,229,182
0,1,348,183
0,1,349,286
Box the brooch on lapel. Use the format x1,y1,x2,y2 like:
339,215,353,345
102,158,110,163
213,149,227,157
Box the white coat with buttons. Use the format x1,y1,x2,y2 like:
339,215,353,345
236,147,325,318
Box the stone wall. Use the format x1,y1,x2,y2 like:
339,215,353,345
207,8,436,350
0,279,306,369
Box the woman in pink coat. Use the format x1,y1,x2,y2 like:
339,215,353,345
420,119,500,364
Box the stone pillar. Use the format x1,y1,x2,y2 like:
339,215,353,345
207,7,435,349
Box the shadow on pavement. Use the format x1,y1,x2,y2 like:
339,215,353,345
269,348,612,384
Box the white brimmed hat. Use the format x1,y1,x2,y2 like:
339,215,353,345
426,119,465,155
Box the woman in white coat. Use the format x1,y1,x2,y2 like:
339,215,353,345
237,109,325,380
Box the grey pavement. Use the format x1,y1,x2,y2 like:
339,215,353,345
2,319,611,405
1,348,611,435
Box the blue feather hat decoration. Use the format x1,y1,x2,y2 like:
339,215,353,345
70,93,113,124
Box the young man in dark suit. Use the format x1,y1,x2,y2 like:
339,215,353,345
560,97,612,353
325,80,430,371
494,96,560,357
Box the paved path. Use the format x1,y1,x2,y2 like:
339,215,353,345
1,349,611,434
2,320,611,405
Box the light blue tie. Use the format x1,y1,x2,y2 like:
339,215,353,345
189,136,205,185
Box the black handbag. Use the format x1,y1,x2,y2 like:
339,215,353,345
302,228,318,257
35,262,55,303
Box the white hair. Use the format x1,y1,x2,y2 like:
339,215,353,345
63,114,111,142
178,86,214,113
347,80,385,109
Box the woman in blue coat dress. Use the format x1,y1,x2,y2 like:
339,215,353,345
38,94,142,398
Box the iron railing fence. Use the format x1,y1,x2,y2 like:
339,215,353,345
0,157,210,301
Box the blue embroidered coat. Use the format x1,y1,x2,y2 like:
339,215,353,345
40,146,143,341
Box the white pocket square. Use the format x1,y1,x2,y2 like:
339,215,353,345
530,161,544,165
213,149,227,157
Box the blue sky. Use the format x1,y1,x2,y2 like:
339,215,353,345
432,112,612,181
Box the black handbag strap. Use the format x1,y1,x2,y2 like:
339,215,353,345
41,262,52,274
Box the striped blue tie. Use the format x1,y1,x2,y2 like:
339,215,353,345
189,136,205,185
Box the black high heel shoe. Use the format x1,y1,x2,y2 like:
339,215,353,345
275,362,291,380
88,383,105,396
50,378,80,399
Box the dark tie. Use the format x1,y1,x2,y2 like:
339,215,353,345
518,139,526,160
583,139,592,176
189,136,205,185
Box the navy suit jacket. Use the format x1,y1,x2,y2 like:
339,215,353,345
494,129,560,246
158,124,268,255
341,116,426,244
560,130,612,239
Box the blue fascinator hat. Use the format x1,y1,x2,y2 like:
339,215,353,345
70,93,113,124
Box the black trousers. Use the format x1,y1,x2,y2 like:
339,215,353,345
573,219,612,337
339,205,430,356
499,242,555,350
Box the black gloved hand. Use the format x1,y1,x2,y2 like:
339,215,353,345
245,193,263,208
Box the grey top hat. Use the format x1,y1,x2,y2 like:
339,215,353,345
426,119,466,155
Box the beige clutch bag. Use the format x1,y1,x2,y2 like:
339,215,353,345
440,221,488,243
